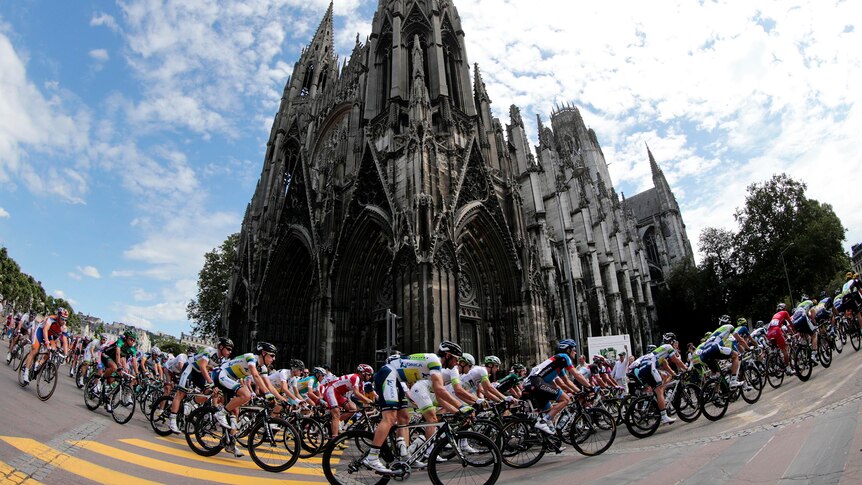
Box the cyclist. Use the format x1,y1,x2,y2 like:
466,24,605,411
168,337,233,434
524,339,590,434
767,303,795,375
632,333,686,424
79,334,106,387
494,363,526,398
21,307,69,386
6,313,32,364
696,316,749,388
141,346,164,380
5,313,23,359
454,354,511,405
836,272,862,331
97,330,138,411
324,364,375,438
293,366,323,407
266,364,304,410
750,321,768,348
792,295,819,362
363,342,469,474
734,318,759,350
214,341,279,457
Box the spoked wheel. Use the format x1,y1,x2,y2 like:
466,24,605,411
149,396,175,435
838,322,848,345
84,375,103,410
818,341,833,368
297,417,327,458
36,362,58,401
793,346,812,382
624,395,660,438
765,354,785,389
428,431,501,485
110,382,136,424
832,329,844,354
247,417,301,473
9,346,23,370
186,407,224,457
601,398,624,425
673,383,702,422
850,325,861,351
322,430,391,485
471,419,502,447
17,360,29,387
740,367,763,404
570,408,616,456
499,419,546,468
700,378,730,421
554,406,578,445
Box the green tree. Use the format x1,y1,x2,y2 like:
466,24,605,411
151,335,185,356
187,233,239,339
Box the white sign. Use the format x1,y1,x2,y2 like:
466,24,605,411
587,334,632,362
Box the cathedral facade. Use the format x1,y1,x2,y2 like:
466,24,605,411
224,0,693,368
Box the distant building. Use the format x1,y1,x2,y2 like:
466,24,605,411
179,332,214,350
852,243,862,275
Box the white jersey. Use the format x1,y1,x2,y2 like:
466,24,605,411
165,353,189,374
267,369,291,387
460,366,489,393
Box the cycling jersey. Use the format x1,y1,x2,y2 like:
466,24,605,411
83,340,102,361
267,369,291,387
528,353,575,383
165,353,188,374
220,353,258,379
706,324,735,346
190,351,214,372
460,366,490,393
647,344,678,366
291,376,319,396
102,339,137,361
327,374,362,394
493,373,522,393
389,353,443,386
44,315,64,338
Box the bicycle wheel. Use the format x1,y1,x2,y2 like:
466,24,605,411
84,375,103,410
765,354,785,389
322,430,391,485
818,340,833,368
700,378,729,421
850,326,861,351
674,383,702,422
186,407,224,457
624,395,660,438
471,419,502,446
235,408,259,448
35,361,57,401
149,396,175,435
601,398,624,425
740,368,763,404
570,408,616,456
428,430,501,485
297,417,327,458
9,345,22,370
554,406,577,444
793,346,812,382
247,417,301,472
498,419,545,468
110,382,136,424
832,330,844,353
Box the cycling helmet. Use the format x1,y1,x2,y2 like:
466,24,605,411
357,364,374,375
57,307,69,319
289,359,305,370
256,341,277,354
557,339,577,351
311,367,326,377
151,346,161,356
459,353,476,366
800,294,810,302
218,337,234,348
662,332,677,344
386,352,402,364
592,355,607,365
123,329,138,340
755,320,765,328
776,303,787,312
437,340,463,357
718,315,731,325
646,344,657,352
99,334,107,341
736,317,747,326
187,346,197,355
846,271,854,279
14,313,22,322
511,363,526,372
484,355,502,366
820,290,828,299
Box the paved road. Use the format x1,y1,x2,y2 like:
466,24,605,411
1,341,861,484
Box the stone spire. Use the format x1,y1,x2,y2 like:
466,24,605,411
473,63,490,103
310,1,335,56
409,34,431,124
646,142,661,178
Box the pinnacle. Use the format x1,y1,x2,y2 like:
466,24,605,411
307,1,335,59
474,63,489,102
646,142,661,177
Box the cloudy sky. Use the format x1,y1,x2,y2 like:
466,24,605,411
1,0,858,335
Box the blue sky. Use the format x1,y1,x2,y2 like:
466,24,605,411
1,0,859,336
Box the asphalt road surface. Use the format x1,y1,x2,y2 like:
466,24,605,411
1,341,861,484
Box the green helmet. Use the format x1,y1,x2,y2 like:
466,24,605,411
484,355,502,366
511,363,526,372
459,353,475,366
123,330,138,340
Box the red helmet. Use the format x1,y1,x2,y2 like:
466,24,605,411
357,364,374,375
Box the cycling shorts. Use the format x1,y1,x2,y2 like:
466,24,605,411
408,380,436,413
634,362,661,388
214,369,238,401
523,375,562,412
700,343,732,373
179,363,208,390
766,326,786,350
373,366,408,411
34,327,58,348
792,314,815,335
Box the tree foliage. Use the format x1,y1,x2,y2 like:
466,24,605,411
187,233,239,339
659,174,849,342
151,334,185,356
0,247,80,330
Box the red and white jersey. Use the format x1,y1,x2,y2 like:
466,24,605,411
327,373,362,395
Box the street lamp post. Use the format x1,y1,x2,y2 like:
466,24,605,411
780,242,794,304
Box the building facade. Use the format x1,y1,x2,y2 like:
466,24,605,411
225,0,692,368
852,243,862,276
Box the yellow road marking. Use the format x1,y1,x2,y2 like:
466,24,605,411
0,437,156,485
1,457,43,485
152,436,332,464
71,440,326,484
122,439,331,470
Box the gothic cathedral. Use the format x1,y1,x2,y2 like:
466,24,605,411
225,1,693,368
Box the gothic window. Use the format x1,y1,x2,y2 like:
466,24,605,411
301,63,315,97
443,41,462,110
643,227,660,267
318,66,328,92
282,140,301,196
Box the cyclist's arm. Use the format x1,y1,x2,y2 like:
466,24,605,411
452,380,478,404
732,332,749,352
199,359,213,384
430,373,463,410
480,380,507,401
352,383,373,405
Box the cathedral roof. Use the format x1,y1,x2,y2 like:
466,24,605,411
624,187,660,224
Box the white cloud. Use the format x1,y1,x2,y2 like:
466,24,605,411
90,12,120,32
111,270,134,278
77,265,101,279
52,289,77,306
0,207,8,218
89,48,109,61
132,288,155,302
68,272,82,281
118,280,196,329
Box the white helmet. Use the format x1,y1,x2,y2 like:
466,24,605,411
151,346,161,356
